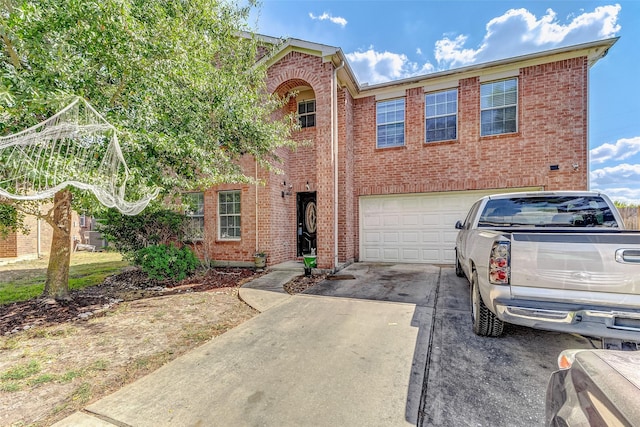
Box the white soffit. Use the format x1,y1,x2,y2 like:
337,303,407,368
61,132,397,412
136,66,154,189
375,90,406,101
478,68,520,83
423,80,460,93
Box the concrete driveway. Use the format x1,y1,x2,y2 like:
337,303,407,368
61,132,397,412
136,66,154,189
56,263,436,426
55,262,592,426
422,267,592,426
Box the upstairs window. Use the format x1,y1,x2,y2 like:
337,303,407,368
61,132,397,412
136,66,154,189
298,99,316,128
377,98,405,148
184,192,205,241
480,78,517,136
426,89,457,142
219,190,241,240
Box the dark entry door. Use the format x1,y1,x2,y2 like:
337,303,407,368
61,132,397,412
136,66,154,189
297,192,317,256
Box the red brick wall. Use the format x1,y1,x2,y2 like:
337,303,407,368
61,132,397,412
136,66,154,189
265,51,336,269
199,52,590,270
0,232,18,257
353,57,589,196
202,52,336,268
188,166,256,265
338,87,356,264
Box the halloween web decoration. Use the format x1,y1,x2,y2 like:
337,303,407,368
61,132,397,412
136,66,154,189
0,97,158,215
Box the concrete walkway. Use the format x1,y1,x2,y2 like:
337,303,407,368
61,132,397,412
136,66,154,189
237,261,302,312
53,262,436,426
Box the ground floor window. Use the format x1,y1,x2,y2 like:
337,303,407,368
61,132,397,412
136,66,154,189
184,192,205,240
219,190,241,240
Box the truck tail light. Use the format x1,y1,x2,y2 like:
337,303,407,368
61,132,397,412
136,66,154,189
489,241,510,285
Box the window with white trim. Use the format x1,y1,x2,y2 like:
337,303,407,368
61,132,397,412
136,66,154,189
376,98,405,148
218,190,241,240
298,99,316,128
480,78,517,136
184,192,205,241
426,89,457,142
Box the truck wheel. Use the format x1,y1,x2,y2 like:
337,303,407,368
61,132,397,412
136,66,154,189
471,270,504,337
455,250,465,278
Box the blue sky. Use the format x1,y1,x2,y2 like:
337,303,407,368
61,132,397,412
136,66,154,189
249,1,640,205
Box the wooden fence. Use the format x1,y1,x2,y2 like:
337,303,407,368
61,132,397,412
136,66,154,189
618,207,640,230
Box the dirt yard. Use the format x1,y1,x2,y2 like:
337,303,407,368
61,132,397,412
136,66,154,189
0,256,264,427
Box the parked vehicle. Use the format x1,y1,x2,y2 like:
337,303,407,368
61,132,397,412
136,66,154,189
546,348,640,425
455,191,640,343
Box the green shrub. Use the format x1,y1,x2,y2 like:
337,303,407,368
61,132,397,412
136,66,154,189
135,244,198,281
96,206,188,260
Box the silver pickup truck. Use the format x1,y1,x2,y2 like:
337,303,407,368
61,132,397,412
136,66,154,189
455,191,640,344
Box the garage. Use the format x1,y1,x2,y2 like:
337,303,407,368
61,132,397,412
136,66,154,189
359,188,540,264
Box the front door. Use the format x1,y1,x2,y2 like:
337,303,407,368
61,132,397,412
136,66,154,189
297,192,317,256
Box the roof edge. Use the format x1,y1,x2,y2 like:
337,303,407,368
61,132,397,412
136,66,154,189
252,32,618,97
358,37,619,93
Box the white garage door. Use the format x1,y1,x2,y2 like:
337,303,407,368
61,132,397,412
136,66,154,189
359,188,540,264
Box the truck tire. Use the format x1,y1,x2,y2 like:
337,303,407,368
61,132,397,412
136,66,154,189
471,269,504,337
455,249,465,278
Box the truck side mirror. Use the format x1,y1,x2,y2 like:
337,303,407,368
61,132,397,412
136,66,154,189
455,220,464,230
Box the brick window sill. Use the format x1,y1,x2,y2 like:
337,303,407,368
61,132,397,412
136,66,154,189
374,145,406,153
423,139,459,147
479,132,521,141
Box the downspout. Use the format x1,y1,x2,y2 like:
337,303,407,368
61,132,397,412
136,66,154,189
332,60,345,270
255,159,259,254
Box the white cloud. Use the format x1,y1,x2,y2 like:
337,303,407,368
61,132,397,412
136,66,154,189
590,136,640,164
590,163,640,205
345,49,435,85
434,4,621,68
434,34,479,67
590,163,640,187
346,5,621,85
309,12,347,28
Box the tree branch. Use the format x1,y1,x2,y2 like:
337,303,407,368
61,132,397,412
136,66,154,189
109,72,127,107
1,33,22,70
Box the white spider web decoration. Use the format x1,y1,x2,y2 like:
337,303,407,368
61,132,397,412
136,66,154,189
0,97,159,215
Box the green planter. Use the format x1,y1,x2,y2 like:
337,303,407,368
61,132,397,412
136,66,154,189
254,254,266,268
303,254,317,268
303,254,317,276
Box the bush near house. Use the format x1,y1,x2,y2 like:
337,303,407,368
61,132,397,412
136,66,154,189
97,207,189,258
134,244,199,281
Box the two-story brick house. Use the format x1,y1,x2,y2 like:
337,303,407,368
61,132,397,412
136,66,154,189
184,35,618,272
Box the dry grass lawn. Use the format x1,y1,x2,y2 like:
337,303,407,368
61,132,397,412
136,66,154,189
0,253,258,426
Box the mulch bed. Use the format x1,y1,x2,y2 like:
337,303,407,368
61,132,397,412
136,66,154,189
283,273,327,294
0,267,261,335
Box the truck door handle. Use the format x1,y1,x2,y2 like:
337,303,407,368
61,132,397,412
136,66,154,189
615,249,640,264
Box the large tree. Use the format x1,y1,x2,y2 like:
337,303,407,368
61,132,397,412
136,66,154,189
0,0,295,300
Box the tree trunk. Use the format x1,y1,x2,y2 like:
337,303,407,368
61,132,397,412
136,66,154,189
43,189,72,301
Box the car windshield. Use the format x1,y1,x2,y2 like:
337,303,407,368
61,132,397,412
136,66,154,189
477,196,619,228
